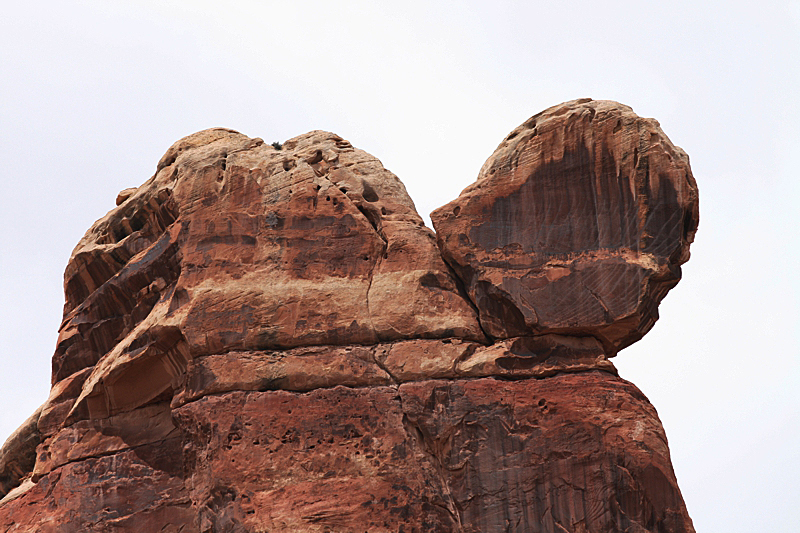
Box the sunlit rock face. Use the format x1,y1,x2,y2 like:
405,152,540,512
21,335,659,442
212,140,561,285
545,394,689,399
50,128,485,422
432,99,699,354
0,100,696,533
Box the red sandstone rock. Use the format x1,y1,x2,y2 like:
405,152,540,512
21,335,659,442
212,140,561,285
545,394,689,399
174,386,458,532
170,372,690,533
0,407,40,498
400,373,693,533
5,373,689,532
432,99,699,353
0,102,697,532
1,434,194,532
50,128,484,429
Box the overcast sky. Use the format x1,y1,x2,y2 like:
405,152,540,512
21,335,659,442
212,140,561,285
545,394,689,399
1,1,798,531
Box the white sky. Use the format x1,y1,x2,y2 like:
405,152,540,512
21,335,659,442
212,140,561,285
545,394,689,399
1,1,798,531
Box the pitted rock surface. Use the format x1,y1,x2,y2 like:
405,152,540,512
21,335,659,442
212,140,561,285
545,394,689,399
0,100,697,532
432,99,699,353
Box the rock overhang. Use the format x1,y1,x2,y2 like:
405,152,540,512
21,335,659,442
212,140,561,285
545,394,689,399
432,98,699,354
43,98,699,437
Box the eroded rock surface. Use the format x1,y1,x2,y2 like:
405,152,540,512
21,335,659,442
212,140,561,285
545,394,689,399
0,100,696,532
432,99,699,353
52,128,484,427
0,407,41,499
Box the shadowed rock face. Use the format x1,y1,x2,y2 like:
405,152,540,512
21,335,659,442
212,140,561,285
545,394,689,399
0,100,696,532
432,99,699,353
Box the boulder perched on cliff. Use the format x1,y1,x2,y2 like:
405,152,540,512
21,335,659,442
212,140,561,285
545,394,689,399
0,100,697,532
432,99,699,353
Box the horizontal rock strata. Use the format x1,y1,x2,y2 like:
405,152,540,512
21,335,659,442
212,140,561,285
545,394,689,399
52,127,485,427
0,99,696,532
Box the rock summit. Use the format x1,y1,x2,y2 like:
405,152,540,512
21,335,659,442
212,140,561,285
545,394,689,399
0,99,698,532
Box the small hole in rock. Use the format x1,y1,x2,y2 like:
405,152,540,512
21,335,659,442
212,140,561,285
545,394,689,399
306,150,323,165
453,206,461,216
362,182,379,202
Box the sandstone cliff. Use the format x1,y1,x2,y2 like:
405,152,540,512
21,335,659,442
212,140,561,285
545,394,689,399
0,99,698,532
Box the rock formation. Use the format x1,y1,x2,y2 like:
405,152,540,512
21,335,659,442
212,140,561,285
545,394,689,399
0,99,698,532
431,99,699,353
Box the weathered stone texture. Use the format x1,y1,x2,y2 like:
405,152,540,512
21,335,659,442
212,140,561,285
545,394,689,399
0,99,697,532
0,407,41,499
174,386,459,532
432,99,699,353
166,373,690,533
400,373,693,533
1,436,194,532
48,127,483,434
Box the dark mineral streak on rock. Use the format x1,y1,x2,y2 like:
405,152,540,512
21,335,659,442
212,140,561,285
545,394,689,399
400,374,693,533
0,99,696,532
432,98,699,353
